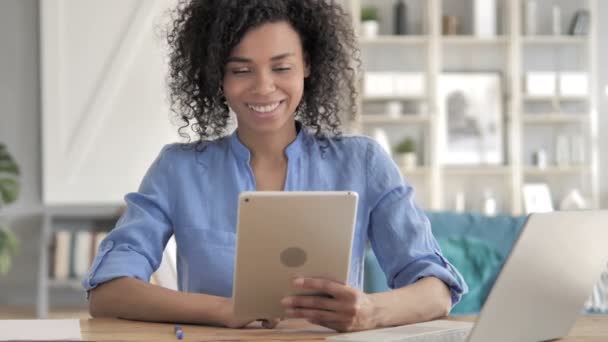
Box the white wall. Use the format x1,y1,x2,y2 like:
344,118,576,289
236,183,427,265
0,0,47,308
599,0,608,207
39,0,177,205
0,0,41,212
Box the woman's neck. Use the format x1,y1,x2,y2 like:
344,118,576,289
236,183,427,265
236,119,298,163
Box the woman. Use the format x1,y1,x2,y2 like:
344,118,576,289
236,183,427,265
84,0,467,332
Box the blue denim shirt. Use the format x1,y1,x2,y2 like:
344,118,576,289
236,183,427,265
82,125,467,305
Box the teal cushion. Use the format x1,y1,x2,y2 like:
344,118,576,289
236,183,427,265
426,212,527,260
437,237,502,314
364,245,391,293
363,211,527,314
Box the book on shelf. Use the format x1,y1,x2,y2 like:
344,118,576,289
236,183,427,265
49,230,110,281
52,230,71,281
72,231,93,278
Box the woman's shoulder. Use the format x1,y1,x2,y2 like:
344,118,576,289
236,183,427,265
320,134,387,157
311,134,396,179
157,137,230,164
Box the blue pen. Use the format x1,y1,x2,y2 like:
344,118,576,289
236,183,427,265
174,325,184,340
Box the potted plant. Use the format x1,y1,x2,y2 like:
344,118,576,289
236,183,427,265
394,137,417,170
0,143,21,275
361,6,380,38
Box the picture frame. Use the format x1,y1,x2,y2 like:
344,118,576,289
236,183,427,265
439,72,504,165
522,183,554,214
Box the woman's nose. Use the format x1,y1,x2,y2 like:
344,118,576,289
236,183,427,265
252,71,276,95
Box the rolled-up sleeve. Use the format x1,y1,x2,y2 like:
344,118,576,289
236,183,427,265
82,145,175,292
365,141,468,306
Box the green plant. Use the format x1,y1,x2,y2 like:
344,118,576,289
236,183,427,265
0,143,21,275
394,137,416,154
361,6,379,22
0,226,19,275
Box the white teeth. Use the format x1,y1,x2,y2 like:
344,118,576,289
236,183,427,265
248,102,280,113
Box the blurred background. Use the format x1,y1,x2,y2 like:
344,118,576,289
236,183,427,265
1,0,607,318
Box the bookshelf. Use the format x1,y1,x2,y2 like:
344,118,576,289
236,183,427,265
36,205,121,318
344,0,599,215
347,0,606,313
360,35,428,45
360,114,430,124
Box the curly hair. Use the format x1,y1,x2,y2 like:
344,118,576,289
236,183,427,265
166,0,359,143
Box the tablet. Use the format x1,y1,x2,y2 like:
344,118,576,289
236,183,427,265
232,191,359,320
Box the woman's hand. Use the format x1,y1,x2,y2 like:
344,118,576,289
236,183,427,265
219,298,281,329
281,278,379,332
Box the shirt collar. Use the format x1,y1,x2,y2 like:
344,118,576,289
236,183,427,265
229,121,307,162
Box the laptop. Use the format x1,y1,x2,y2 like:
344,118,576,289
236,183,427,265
232,191,359,320
328,210,608,342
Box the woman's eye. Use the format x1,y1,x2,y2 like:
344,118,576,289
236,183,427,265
274,67,291,73
231,69,250,74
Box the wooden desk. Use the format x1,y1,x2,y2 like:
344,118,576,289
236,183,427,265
81,315,608,341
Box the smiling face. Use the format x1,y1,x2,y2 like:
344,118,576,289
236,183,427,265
223,21,310,136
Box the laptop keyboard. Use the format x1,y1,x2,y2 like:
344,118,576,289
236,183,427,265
383,329,470,342
326,320,473,342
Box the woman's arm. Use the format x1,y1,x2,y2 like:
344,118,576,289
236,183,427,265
85,146,280,328
369,276,452,326
89,277,274,328
282,276,451,332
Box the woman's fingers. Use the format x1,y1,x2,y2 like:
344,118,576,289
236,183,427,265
284,277,378,332
293,278,356,301
285,307,351,323
257,277,360,330
281,295,343,312
259,318,282,329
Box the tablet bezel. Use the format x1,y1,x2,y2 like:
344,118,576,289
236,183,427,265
232,191,359,320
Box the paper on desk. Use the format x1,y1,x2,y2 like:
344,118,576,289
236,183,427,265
0,319,81,341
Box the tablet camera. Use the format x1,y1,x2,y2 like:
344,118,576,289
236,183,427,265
280,247,307,268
